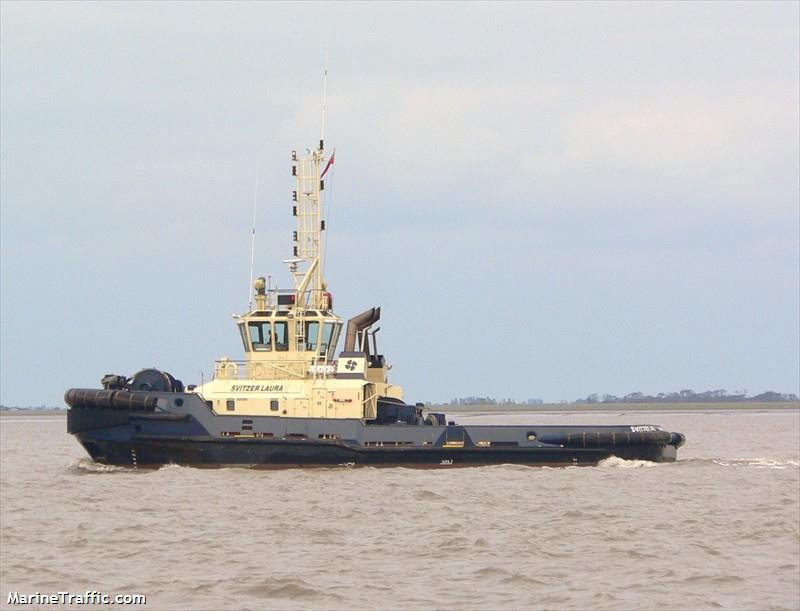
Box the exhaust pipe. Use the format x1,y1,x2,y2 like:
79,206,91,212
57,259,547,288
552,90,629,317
344,307,381,352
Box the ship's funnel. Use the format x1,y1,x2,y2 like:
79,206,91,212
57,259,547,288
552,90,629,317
344,307,381,352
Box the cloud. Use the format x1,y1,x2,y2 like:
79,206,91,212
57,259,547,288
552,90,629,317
1,1,798,405
289,77,798,229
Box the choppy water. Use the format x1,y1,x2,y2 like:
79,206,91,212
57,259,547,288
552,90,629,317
1,409,798,610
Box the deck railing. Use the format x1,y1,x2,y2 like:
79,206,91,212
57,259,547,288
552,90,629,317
213,359,336,381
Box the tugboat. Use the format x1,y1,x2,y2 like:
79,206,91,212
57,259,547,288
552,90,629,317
66,140,686,467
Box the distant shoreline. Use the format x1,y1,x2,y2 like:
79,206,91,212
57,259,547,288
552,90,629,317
0,409,67,417
433,401,800,413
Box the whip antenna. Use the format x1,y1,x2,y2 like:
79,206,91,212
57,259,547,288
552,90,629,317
248,176,258,309
320,35,330,145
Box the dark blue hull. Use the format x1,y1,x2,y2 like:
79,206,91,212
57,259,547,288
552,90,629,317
68,394,683,468
74,434,677,468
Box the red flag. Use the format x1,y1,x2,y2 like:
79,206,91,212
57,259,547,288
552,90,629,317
321,151,335,178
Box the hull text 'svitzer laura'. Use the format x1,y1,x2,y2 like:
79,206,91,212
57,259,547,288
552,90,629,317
66,139,686,467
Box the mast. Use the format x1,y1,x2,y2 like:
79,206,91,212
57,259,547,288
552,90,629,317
289,141,328,310
283,58,333,311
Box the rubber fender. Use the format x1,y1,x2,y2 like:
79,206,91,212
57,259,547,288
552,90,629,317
64,388,158,411
669,432,686,447
537,430,673,448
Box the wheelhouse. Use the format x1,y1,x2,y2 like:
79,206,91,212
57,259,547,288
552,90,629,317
236,309,343,363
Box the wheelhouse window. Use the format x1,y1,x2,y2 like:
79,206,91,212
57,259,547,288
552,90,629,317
248,321,272,352
238,323,250,352
274,321,289,351
321,322,340,356
306,321,320,351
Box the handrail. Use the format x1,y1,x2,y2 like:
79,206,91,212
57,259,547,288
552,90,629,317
213,359,335,381
362,386,378,419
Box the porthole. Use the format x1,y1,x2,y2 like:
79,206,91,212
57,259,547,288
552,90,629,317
270,400,279,412
175,398,184,407
527,431,537,441
226,399,235,411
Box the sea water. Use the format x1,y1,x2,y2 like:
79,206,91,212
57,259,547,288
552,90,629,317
1,409,798,610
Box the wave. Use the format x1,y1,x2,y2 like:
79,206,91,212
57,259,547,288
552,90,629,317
413,489,447,501
65,458,136,474
682,457,800,470
156,462,191,471
473,566,548,586
65,458,189,474
597,456,659,468
239,578,338,602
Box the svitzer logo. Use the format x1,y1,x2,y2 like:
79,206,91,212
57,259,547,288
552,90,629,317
345,360,357,371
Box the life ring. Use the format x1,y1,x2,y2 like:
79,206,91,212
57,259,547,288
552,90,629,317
223,362,238,379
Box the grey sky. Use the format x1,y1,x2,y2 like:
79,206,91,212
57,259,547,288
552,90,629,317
1,1,798,406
